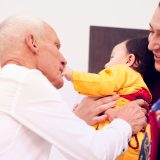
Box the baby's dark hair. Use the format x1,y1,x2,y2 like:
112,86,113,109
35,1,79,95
126,37,160,103
126,37,154,77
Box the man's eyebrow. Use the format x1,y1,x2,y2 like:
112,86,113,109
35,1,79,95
149,23,153,29
149,23,160,32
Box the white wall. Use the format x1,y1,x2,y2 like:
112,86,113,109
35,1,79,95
0,0,159,106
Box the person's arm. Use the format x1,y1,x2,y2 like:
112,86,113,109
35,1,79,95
70,65,142,97
63,66,73,81
11,71,145,160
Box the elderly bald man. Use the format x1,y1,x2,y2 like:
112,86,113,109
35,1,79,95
0,15,146,160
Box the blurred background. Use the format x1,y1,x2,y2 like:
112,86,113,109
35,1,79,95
0,0,159,106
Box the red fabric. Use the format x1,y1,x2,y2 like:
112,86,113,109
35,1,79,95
121,87,152,110
149,111,160,160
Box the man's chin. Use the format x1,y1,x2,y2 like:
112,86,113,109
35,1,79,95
54,81,64,89
155,63,160,72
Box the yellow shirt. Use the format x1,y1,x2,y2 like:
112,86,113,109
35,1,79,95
73,64,152,160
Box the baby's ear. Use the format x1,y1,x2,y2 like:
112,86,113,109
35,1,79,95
125,54,136,67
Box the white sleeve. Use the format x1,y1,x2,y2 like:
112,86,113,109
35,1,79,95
12,71,132,160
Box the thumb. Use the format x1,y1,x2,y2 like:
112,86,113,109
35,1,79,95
134,99,149,109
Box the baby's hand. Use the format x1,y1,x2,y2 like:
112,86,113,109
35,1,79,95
62,66,73,81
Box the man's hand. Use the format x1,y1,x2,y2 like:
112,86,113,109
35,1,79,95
105,99,148,135
74,95,119,126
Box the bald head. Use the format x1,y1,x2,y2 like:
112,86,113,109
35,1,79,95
0,15,44,34
0,15,45,48
0,15,49,67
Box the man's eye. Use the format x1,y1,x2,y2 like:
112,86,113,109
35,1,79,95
149,30,154,34
55,43,60,49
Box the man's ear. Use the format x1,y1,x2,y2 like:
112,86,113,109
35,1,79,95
25,33,39,54
125,54,136,67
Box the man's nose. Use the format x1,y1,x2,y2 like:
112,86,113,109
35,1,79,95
148,36,160,51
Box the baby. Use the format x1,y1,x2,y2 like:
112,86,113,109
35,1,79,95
63,37,154,160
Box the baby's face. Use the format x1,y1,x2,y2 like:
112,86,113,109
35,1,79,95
104,41,129,68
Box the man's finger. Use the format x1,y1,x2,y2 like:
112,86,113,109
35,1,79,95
134,99,149,108
95,101,116,115
96,94,120,106
92,115,108,125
